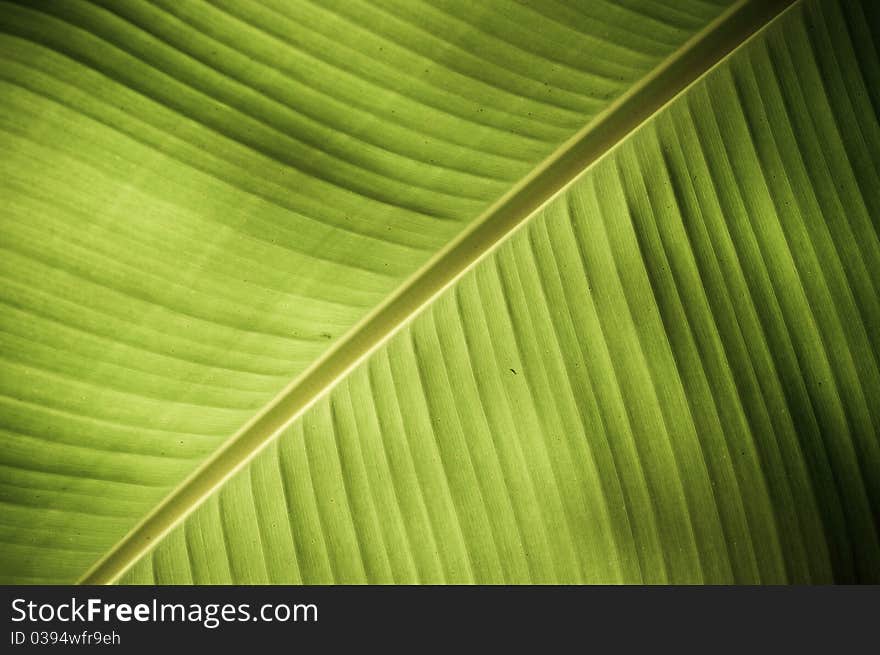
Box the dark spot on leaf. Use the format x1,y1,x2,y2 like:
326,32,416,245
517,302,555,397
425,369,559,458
509,368,517,375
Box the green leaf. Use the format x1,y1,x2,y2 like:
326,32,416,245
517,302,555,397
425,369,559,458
3,0,879,584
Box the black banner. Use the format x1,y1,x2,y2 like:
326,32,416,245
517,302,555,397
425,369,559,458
2,586,877,652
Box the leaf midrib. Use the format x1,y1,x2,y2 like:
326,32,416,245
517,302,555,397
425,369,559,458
79,0,798,585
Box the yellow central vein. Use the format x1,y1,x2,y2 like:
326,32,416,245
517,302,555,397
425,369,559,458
79,0,799,585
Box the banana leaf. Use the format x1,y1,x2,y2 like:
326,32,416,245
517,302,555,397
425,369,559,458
1,0,878,584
